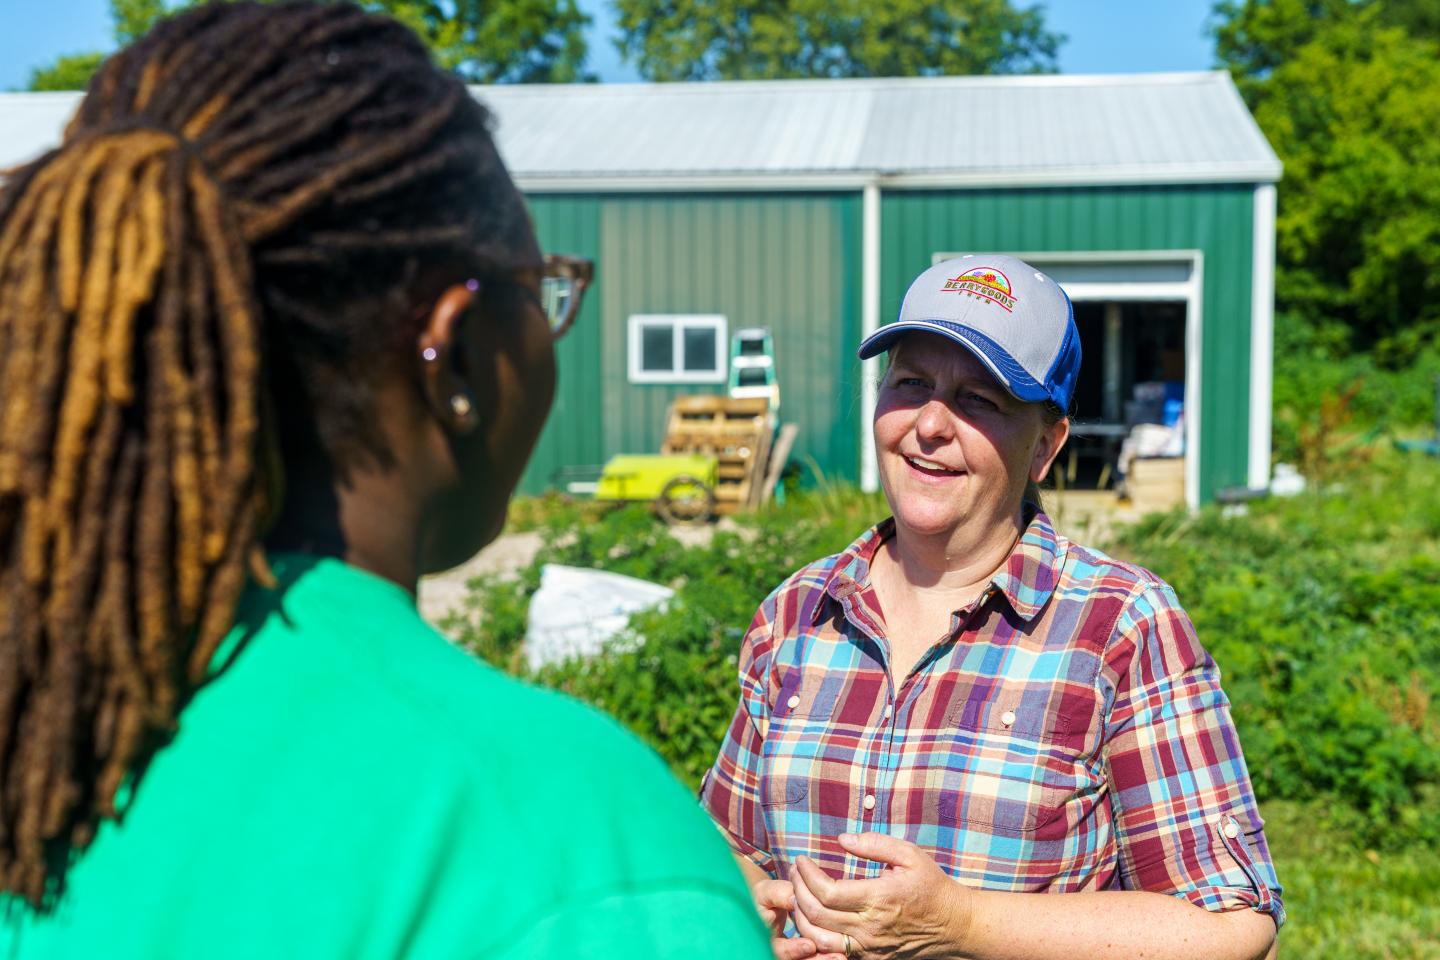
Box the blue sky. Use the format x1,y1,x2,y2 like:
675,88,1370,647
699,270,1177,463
0,0,1220,91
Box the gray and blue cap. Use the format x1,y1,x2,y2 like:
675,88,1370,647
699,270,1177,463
857,254,1081,413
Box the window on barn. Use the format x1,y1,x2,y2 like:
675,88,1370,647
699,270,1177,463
627,315,728,384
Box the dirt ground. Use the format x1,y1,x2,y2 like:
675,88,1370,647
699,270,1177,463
416,530,542,626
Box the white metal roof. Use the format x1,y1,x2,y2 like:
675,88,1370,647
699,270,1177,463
0,72,1279,191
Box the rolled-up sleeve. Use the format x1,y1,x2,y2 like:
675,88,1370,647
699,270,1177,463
1102,583,1285,929
700,591,779,876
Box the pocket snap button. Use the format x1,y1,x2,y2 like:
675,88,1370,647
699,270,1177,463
787,694,800,710
1001,709,1016,727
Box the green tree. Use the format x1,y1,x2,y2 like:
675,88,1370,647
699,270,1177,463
613,0,1063,82
26,0,589,91
377,0,589,82
113,0,170,43
1213,0,1440,102
27,53,109,93
1214,1,1440,361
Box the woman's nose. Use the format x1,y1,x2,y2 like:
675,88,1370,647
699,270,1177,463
914,397,956,443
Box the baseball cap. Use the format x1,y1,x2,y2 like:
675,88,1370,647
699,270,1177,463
857,254,1081,413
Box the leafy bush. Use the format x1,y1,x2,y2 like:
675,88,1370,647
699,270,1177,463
1108,451,1440,848
450,453,1440,850
1272,313,1439,467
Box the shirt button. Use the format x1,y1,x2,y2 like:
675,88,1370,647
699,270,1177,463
863,794,877,811
883,704,893,719
1223,819,1241,840
1001,710,1016,727
787,695,800,710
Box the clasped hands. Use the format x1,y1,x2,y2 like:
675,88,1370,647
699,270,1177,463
752,832,973,960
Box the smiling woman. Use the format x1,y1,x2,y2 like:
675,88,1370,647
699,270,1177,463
701,255,1284,960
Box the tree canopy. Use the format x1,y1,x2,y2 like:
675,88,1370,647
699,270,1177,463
612,0,1063,82
26,53,109,93
1214,0,1440,361
27,0,590,91
1214,0,1440,102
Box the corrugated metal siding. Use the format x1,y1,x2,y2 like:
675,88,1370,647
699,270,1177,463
485,84,873,177
880,185,1255,502
0,74,1282,184
855,76,1275,179
473,73,1278,184
517,195,604,494
597,194,861,480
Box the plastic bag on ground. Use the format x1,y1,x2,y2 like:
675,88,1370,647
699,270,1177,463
524,564,674,671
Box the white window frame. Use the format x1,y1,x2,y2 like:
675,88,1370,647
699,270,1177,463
627,314,728,384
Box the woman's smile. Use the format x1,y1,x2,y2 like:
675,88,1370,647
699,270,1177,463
902,454,965,481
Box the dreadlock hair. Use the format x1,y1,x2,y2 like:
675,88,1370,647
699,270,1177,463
0,0,531,903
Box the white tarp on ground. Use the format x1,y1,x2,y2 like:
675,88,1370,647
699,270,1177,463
524,564,673,671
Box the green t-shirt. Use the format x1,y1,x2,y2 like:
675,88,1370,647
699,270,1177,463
1,555,769,959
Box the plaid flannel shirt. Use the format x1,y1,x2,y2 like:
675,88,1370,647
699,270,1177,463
700,510,1284,927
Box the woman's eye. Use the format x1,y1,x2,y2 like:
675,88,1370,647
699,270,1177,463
896,377,928,389
963,392,998,410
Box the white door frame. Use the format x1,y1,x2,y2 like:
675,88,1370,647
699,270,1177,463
922,249,1206,509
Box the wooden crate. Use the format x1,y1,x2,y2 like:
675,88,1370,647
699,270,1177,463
1126,456,1186,513
661,396,773,513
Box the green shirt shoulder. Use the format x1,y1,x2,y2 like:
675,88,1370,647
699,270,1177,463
1,555,768,960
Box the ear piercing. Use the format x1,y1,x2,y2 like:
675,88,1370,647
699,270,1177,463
421,346,438,363
450,394,473,419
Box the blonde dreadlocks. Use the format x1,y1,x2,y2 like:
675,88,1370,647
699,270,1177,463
0,0,528,902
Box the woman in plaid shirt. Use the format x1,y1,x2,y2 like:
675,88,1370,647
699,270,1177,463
701,255,1283,960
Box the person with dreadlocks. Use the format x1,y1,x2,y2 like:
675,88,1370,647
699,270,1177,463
0,3,776,957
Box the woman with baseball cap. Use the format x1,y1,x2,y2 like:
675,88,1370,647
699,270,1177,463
702,255,1283,960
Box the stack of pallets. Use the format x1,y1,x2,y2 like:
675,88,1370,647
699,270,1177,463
661,395,773,514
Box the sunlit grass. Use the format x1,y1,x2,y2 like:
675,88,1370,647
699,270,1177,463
1265,800,1440,959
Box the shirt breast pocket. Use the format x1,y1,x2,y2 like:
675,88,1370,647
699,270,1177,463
761,670,840,809
935,693,1093,836
772,669,842,722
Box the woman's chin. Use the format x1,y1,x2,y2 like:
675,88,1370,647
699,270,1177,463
893,507,967,540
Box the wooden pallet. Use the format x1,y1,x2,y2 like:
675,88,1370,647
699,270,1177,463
661,396,774,513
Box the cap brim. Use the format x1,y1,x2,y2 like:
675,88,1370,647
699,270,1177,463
856,320,1051,404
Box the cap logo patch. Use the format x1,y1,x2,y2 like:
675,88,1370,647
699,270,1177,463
941,267,1016,312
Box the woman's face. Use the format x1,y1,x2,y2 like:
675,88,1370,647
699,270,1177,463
873,333,1062,542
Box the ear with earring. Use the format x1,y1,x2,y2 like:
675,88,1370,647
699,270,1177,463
419,342,480,432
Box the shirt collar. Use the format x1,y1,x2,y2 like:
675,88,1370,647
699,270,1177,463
812,508,1064,626
988,507,1064,621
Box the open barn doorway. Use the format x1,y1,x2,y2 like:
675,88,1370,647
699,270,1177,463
932,251,1203,512
1065,300,1187,500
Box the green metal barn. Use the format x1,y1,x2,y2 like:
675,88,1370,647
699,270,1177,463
488,73,1280,506
0,73,1280,505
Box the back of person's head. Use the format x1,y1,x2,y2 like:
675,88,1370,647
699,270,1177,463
0,0,531,902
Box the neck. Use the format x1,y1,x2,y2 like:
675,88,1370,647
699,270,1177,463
884,503,1026,597
267,458,425,599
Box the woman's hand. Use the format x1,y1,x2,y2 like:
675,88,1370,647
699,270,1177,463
752,877,820,960
789,832,973,959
